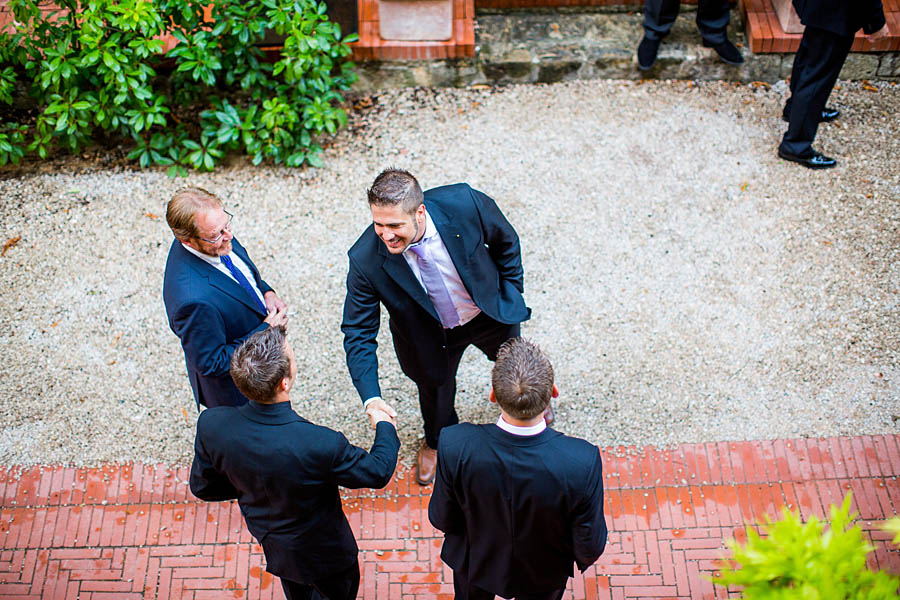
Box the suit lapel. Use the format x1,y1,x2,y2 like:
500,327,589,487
426,201,468,272
177,241,266,316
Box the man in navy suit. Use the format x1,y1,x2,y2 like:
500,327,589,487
163,187,288,408
342,168,537,485
190,325,400,600
429,337,608,600
778,0,888,169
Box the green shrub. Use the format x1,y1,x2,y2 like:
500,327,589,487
0,0,357,172
714,493,900,599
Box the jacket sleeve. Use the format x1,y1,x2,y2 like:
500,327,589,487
427,437,465,534
571,450,608,571
189,420,239,501
471,188,525,293
172,300,268,377
327,421,400,489
341,256,383,402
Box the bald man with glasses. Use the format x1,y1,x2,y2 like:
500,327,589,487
163,186,288,409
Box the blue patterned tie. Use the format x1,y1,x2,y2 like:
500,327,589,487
220,254,267,314
409,242,460,328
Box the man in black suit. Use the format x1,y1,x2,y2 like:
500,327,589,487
342,169,539,485
778,0,888,169
189,326,400,600
163,187,288,408
637,0,744,70
429,338,608,600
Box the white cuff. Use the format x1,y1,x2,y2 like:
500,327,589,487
363,396,381,408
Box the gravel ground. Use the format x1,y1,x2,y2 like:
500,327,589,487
1,79,899,468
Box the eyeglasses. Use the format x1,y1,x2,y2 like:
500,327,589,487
199,210,233,244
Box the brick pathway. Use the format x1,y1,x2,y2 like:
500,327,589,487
1,434,899,599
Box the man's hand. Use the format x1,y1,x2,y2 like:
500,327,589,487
264,305,288,327
263,292,288,327
264,291,287,314
867,23,889,42
366,398,397,429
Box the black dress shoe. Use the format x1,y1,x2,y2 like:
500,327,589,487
637,36,661,71
781,107,841,123
777,148,837,169
702,38,744,65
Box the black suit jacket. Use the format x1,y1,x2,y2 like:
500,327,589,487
163,238,273,408
428,423,608,597
189,401,400,584
793,0,885,36
342,183,531,401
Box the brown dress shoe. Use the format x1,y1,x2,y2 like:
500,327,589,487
544,402,555,426
416,441,437,485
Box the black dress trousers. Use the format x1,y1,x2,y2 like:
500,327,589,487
780,25,854,157
642,0,731,44
417,312,519,450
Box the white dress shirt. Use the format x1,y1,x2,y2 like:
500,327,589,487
496,414,547,436
182,243,266,307
402,209,480,328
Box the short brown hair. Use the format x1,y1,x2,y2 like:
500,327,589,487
491,338,554,419
166,187,222,241
367,168,424,215
230,326,291,404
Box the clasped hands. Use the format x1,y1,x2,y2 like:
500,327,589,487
365,398,398,430
263,291,288,327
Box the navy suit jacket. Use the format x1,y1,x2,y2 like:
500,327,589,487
189,401,400,584
429,423,608,598
341,183,531,401
793,0,885,36
163,237,273,408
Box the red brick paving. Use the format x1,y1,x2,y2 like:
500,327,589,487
1,435,898,599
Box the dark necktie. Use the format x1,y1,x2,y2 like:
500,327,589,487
220,254,267,314
408,242,460,328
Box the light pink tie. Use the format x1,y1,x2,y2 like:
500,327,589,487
409,243,460,328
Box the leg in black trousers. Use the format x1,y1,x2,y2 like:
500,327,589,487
695,0,731,45
417,313,520,449
281,561,360,600
780,26,854,158
642,0,681,42
643,0,729,42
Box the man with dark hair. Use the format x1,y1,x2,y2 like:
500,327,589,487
429,338,608,600
163,187,288,409
190,326,399,600
342,168,539,485
777,0,888,169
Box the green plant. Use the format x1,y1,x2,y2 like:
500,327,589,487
0,0,356,171
714,494,900,599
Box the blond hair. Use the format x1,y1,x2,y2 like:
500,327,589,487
166,187,222,240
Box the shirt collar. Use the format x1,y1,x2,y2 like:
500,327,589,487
182,242,222,266
496,414,547,436
404,208,437,254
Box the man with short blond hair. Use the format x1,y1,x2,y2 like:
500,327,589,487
163,186,287,408
429,338,608,600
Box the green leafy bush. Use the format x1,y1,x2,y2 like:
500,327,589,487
714,494,900,599
0,0,356,172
